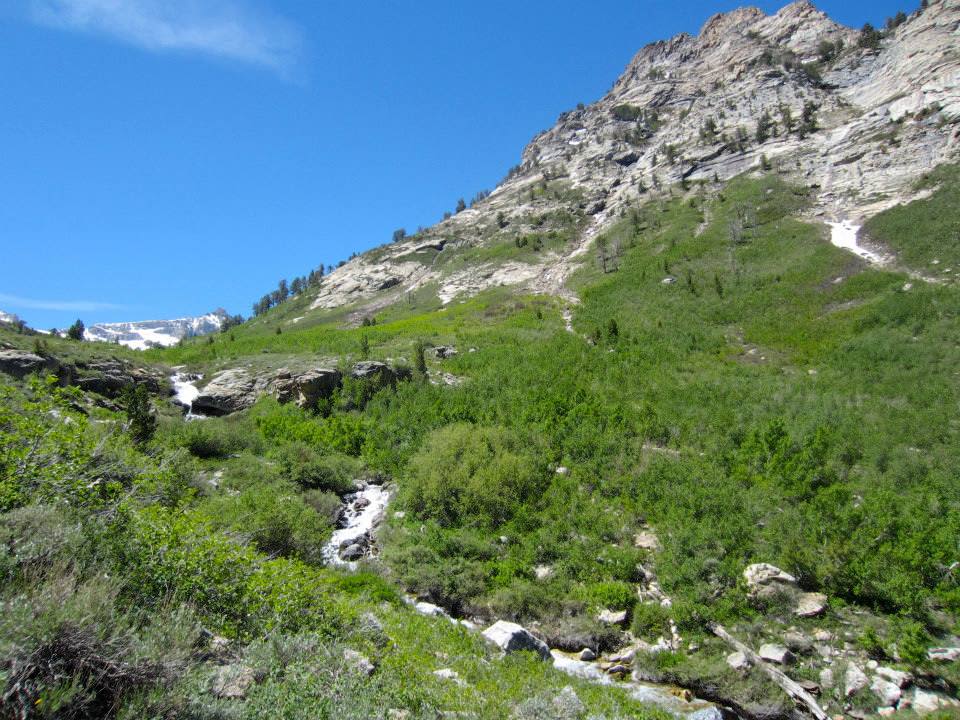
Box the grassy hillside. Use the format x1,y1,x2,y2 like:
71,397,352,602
2,167,960,717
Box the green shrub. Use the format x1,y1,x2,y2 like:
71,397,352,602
203,483,334,563
574,581,636,613
253,400,366,456
172,420,248,459
401,423,546,528
631,602,672,640
271,442,357,494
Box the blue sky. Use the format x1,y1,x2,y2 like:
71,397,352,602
0,0,914,329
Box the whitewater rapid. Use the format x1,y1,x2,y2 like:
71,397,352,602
325,486,719,717
170,370,204,420
321,482,391,569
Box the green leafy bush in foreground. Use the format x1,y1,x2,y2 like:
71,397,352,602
401,423,548,528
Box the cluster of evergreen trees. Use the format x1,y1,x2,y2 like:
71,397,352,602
252,265,326,317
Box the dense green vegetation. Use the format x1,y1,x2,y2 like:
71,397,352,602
864,163,960,274
3,166,960,717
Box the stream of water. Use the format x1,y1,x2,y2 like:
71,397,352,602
322,484,720,718
170,370,204,420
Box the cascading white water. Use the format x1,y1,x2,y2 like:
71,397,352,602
170,370,204,420
322,483,391,569
325,485,719,717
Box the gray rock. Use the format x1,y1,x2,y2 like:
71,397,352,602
340,544,365,561
482,620,551,661
911,687,960,714
758,643,794,665
210,664,256,699
783,629,813,655
819,668,834,690
597,608,629,626
193,368,267,415
0,349,60,380
875,666,913,688
271,368,341,409
351,361,397,383
432,345,458,359
726,650,751,671
928,647,960,662
871,676,902,707
794,591,828,618
845,662,869,697
343,649,375,676
578,647,597,661
433,668,466,686
744,563,797,590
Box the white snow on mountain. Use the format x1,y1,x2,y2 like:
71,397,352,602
84,311,226,350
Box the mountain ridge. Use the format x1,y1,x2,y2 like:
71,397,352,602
284,0,957,326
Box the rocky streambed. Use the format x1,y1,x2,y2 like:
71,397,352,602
321,481,721,719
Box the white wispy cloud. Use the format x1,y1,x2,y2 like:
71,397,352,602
0,292,126,313
27,0,301,74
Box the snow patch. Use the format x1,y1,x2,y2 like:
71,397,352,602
827,221,886,265
85,312,226,350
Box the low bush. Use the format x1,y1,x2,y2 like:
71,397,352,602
401,423,547,528
271,441,357,494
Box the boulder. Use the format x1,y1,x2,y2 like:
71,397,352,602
819,668,834,690
0,349,60,380
633,530,661,551
928,647,960,662
340,544,365,561
758,643,794,665
271,368,341,408
911,688,960,715
726,651,751,671
74,359,162,398
351,361,399,384
193,368,267,415
210,664,257,699
794,592,828,618
432,345,458,359
744,563,797,590
871,676,902,707
578,648,597,661
845,663,869,697
597,608,629,626
875,666,913,688
482,620,551,661
343,649,374,676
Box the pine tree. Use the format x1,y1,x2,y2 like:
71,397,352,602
122,384,156,445
413,341,428,377
755,111,773,143
66,319,85,341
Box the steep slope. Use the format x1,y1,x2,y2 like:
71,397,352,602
299,0,958,322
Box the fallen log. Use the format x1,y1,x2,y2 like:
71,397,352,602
708,622,828,720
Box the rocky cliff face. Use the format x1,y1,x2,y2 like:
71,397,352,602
304,0,959,319
84,310,227,350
